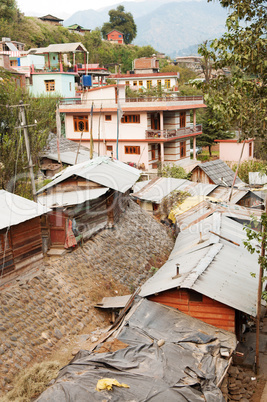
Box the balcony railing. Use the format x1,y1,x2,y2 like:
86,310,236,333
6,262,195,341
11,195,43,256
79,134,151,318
146,125,202,139
126,95,203,103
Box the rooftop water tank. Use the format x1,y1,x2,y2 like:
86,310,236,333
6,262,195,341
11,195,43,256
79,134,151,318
82,75,92,87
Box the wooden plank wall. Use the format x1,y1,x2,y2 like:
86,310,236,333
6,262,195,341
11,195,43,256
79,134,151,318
148,288,236,333
11,217,43,273
0,229,15,277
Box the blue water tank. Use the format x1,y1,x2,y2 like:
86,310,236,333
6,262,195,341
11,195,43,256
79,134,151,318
82,75,92,87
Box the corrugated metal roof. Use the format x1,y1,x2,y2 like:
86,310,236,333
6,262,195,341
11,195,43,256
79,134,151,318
30,42,87,54
0,190,51,230
131,178,217,204
37,188,109,209
140,212,259,316
41,133,98,164
37,157,140,195
193,159,244,186
95,295,131,309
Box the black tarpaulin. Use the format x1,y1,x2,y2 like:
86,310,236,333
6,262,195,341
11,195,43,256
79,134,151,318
36,299,236,402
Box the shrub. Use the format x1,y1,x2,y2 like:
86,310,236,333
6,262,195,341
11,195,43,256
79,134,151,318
232,160,267,184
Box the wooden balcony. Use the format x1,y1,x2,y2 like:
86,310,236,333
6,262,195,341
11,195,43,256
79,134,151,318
145,125,202,139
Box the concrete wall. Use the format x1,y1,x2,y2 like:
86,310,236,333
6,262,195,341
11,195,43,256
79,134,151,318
29,73,76,97
218,141,254,162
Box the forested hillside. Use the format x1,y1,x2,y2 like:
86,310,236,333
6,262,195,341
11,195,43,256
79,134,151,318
0,1,156,72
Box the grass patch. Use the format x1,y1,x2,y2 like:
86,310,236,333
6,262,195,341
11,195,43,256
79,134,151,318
2,361,60,402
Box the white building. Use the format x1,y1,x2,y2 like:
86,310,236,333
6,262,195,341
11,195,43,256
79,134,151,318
59,84,205,171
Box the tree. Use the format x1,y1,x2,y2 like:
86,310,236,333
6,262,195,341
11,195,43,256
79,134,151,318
198,0,266,155
0,70,59,197
101,5,137,44
197,103,233,156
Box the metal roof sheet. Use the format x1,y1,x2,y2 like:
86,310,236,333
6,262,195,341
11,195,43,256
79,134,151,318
31,42,87,54
193,159,244,186
37,188,109,209
0,190,51,230
140,212,259,316
95,295,131,309
37,157,140,195
131,178,217,204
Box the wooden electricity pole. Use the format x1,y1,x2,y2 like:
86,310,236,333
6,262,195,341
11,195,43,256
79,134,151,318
18,100,36,200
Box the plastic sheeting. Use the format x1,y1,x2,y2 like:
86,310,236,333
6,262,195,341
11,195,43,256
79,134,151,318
37,299,236,402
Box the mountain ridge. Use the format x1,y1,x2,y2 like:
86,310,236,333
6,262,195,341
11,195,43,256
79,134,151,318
64,0,228,57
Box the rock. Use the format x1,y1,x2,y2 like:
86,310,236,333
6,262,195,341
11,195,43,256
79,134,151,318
157,339,165,347
54,328,63,340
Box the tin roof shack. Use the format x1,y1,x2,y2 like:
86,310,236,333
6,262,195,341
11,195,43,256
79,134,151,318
191,159,245,186
40,133,98,177
131,177,217,216
140,212,260,340
0,190,50,286
37,157,140,250
36,298,236,402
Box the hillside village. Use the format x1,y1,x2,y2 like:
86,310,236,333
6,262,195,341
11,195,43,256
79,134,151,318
0,1,267,401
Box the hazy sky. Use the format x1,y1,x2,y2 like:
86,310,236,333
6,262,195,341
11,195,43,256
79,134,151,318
16,0,142,18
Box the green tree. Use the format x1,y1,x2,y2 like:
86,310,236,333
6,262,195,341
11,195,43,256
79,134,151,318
101,5,137,44
198,0,266,155
197,103,233,156
0,70,59,197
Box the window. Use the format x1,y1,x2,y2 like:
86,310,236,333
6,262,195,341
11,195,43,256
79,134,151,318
165,79,170,88
105,115,112,121
147,80,152,89
73,116,89,132
119,35,122,38
121,115,140,124
180,141,186,158
45,80,55,92
133,81,137,86
157,79,161,89
125,146,140,155
125,81,130,86
10,60,18,67
106,145,113,151
139,80,143,86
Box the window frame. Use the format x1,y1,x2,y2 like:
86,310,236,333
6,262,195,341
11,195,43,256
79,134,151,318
139,80,143,86
106,145,113,151
165,79,171,88
125,146,140,155
121,114,140,124
73,115,89,132
105,115,112,121
147,80,152,89
45,80,55,92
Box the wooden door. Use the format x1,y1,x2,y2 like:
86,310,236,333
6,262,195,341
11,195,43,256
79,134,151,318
180,111,186,128
48,210,67,246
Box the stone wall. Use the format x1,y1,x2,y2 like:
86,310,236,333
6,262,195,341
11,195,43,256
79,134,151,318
0,201,174,395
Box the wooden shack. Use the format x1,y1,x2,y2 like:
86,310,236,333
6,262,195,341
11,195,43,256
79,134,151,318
37,157,140,250
0,190,50,285
148,289,236,333
140,212,259,340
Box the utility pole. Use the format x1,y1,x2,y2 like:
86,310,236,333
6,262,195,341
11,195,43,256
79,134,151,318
18,100,36,200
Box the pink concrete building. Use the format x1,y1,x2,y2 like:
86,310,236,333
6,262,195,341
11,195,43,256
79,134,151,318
59,84,206,171
215,138,254,162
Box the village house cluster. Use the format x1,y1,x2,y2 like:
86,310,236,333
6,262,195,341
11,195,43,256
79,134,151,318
0,25,266,401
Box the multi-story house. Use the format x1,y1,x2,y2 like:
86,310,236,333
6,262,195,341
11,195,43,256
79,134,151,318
59,84,205,171
111,72,179,92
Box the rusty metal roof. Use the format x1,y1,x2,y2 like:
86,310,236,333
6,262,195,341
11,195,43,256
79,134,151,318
140,212,260,316
0,190,50,230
